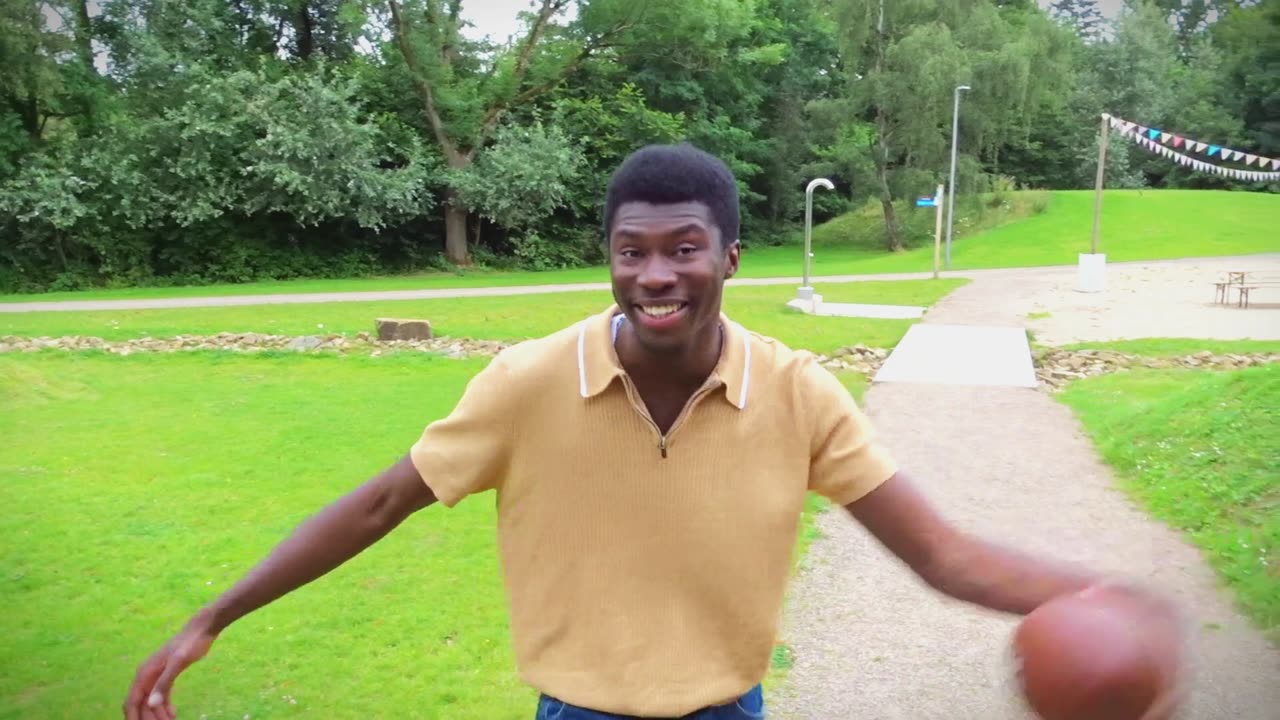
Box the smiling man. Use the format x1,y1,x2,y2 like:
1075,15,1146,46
124,144,1186,720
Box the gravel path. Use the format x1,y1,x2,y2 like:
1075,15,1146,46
769,271,1280,719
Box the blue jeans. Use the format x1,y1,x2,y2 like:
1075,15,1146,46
535,684,765,720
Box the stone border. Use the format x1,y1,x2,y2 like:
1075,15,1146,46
3,335,1275,394
0,333,511,359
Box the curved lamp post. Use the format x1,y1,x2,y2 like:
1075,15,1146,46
798,177,835,301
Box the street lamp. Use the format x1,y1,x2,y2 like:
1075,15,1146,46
798,177,835,301
945,84,970,270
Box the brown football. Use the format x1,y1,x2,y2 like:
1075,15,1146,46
1012,590,1165,720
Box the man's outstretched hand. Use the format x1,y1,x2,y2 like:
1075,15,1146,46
123,616,217,720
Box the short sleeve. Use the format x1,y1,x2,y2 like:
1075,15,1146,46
803,361,898,506
409,354,517,507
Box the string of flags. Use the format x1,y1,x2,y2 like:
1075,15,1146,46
1104,113,1280,182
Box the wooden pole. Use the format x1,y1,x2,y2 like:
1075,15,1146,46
1091,113,1109,255
933,183,944,279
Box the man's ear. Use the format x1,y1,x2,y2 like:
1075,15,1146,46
723,240,741,279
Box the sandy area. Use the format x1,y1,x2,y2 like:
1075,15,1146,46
1018,255,1280,346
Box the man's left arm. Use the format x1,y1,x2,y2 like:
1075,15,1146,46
845,471,1190,720
844,470,1099,614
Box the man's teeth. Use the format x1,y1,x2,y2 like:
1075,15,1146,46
640,304,682,318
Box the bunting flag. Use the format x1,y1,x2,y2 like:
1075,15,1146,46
1101,113,1280,182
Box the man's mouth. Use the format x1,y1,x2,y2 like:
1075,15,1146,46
637,302,687,319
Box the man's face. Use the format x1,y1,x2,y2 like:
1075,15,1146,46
608,200,740,354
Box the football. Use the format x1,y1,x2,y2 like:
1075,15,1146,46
1012,589,1166,720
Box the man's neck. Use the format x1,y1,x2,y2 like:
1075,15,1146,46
616,318,724,389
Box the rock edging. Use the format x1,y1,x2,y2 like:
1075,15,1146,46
0,333,511,359
1033,348,1279,391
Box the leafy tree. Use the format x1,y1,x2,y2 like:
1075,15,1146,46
1049,0,1105,41
449,121,584,236
378,0,634,264
1213,0,1280,157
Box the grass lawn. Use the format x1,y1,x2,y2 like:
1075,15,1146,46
0,279,968,355
0,348,874,718
4,189,1274,304
1,352,527,719
1059,338,1280,357
1058,365,1279,640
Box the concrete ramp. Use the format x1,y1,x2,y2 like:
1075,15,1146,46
872,324,1037,388
785,298,925,319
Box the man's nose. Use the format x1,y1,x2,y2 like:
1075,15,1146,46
637,256,677,290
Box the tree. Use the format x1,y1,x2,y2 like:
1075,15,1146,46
381,0,632,264
1213,0,1280,157
1049,0,1105,42
826,0,1071,251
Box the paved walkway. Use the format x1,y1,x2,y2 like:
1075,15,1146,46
5,254,1274,313
769,274,1280,719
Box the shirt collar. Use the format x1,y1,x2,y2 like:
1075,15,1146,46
576,305,752,410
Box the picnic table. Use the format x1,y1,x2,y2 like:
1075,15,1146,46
1214,270,1280,308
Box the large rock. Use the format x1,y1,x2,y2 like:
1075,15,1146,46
376,318,433,341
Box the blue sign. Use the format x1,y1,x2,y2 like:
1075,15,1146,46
915,197,937,207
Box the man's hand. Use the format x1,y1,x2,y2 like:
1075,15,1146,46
124,615,217,720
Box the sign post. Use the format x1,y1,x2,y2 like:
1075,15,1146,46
916,186,945,279
1079,113,1109,292
932,184,944,279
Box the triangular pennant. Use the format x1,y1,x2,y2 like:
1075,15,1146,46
1160,132,1171,143
1148,128,1161,140
1194,141,1207,152
1173,136,1184,148
1108,115,1119,128
1272,158,1280,170
1208,145,1221,156
1229,150,1243,161
1246,154,1257,166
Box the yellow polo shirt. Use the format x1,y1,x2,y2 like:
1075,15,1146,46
410,305,897,716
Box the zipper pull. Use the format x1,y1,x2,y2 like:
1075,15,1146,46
659,435,668,458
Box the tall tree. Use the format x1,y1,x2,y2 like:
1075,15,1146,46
1212,0,1280,157
1049,0,1105,42
382,0,632,264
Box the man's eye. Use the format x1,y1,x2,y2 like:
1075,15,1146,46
677,246,698,255
620,249,641,259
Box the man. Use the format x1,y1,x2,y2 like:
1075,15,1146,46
125,144,1186,720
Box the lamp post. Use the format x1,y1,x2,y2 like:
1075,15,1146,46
798,177,835,301
945,84,970,270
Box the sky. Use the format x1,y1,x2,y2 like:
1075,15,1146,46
460,0,578,45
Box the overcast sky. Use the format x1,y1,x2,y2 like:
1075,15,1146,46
460,0,578,45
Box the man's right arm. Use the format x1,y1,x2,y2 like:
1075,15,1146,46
123,454,435,720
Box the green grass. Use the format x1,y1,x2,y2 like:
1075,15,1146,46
4,189,1274,303
0,352,529,719
1058,366,1279,640
1059,338,1280,357
0,279,967,355
0,350,874,718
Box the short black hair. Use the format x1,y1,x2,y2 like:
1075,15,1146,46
603,143,739,247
